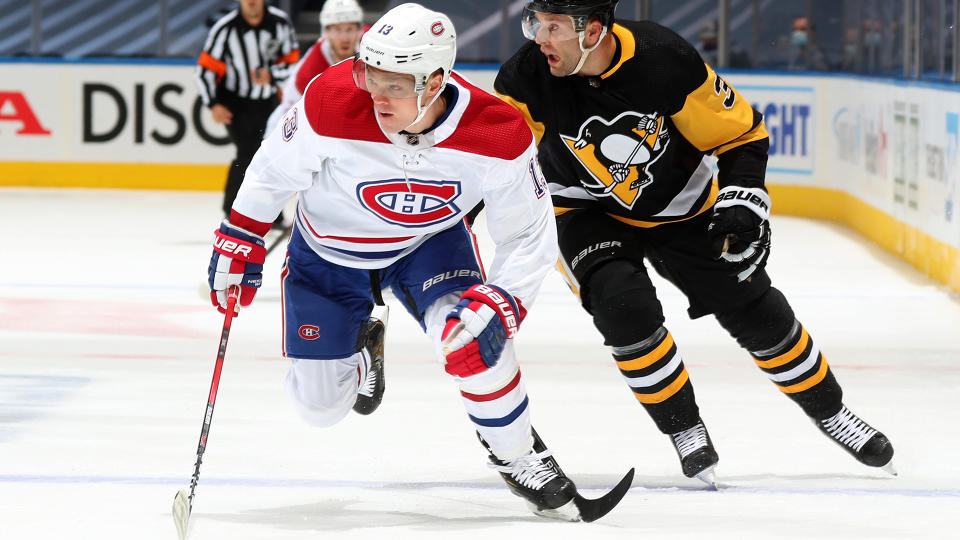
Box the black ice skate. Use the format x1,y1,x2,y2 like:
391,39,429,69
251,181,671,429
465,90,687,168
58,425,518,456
669,420,719,488
479,428,634,523
816,405,895,474
353,306,388,415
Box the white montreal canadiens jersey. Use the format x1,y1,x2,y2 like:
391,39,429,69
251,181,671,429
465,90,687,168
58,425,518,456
233,61,558,304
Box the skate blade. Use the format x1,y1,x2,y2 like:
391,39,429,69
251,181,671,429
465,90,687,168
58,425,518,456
695,465,719,490
527,499,581,522
172,488,191,540
881,460,898,476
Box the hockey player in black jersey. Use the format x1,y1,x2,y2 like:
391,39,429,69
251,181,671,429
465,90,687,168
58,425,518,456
495,0,895,486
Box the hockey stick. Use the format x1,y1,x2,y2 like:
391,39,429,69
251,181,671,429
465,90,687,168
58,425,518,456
602,117,662,194
602,139,645,194
573,467,635,522
264,221,293,257
172,285,240,540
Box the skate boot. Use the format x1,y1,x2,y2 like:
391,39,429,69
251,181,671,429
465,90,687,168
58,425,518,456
479,429,581,521
669,420,719,488
353,307,388,415
479,429,635,522
816,405,895,474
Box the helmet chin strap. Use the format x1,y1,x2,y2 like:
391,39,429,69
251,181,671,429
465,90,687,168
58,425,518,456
403,81,446,132
569,26,608,76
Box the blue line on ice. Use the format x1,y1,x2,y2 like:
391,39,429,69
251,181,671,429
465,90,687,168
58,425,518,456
0,474,956,498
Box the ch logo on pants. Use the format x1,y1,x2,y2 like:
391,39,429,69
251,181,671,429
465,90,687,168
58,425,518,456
299,325,320,340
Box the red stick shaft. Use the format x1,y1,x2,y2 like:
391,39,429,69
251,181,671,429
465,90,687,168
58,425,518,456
188,285,240,502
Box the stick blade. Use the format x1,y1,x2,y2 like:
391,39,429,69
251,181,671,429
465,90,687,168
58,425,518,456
172,489,192,540
573,468,635,523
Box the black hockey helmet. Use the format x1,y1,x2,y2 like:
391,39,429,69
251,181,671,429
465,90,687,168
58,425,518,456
523,0,619,33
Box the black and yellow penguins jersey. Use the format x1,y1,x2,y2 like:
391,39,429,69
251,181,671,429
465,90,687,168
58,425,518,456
494,20,769,227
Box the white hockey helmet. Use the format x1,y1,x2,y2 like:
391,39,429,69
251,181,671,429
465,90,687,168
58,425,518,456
353,3,457,127
319,0,363,28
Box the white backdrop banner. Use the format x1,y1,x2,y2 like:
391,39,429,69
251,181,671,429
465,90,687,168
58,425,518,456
0,61,233,164
1,61,959,254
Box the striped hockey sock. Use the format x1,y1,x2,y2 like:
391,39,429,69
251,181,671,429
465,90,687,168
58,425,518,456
613,327,700,433
459,365,532,460
750,320,842,418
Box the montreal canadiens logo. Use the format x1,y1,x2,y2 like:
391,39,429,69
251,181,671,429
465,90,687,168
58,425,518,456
298,325,320,340
431,21,444,36
282,107,298,141
357,179,461,227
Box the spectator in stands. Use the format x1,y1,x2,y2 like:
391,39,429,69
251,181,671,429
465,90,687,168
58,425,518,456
698,21,719,66
697,20,751,69
697,20,719,66
786,16,828,71
841,26,860,72
861,18,883,73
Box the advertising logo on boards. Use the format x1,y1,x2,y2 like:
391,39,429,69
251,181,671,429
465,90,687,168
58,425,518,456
0,91,52,136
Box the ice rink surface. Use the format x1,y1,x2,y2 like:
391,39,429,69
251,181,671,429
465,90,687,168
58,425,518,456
1,188,959,540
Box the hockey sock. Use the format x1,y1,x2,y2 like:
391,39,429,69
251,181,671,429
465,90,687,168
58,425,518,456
716,287,843,420
612,327,701,433
750,320,843,420
456,347,532,460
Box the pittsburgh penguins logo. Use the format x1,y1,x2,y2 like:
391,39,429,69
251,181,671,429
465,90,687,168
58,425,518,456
560,111,669,209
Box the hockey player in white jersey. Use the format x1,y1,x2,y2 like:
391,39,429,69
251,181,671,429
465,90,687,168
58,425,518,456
207,2,632,522
265,0,366,136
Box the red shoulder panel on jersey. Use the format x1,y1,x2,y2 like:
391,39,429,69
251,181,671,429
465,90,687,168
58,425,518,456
436,73,533,161
302,61,388,144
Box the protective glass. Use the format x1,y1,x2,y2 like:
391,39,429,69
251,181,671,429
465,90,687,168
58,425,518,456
352,59,418,98
521,6,580,42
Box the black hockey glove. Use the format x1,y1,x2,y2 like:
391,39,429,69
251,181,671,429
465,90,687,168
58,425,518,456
707,186,772,282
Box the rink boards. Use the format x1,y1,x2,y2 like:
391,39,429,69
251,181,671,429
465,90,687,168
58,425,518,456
0,59,957,291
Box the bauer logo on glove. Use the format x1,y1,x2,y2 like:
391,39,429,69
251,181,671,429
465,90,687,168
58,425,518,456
441,284,525,377
213,237,256,258
207,220,267,314
715,188,770,215
707,186,772,282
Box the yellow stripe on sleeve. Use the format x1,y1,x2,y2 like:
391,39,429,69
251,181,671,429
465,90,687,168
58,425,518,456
714,120,769,156
670,64,759,152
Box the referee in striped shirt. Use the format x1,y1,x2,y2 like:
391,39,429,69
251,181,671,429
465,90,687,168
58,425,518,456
195,0,300,220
